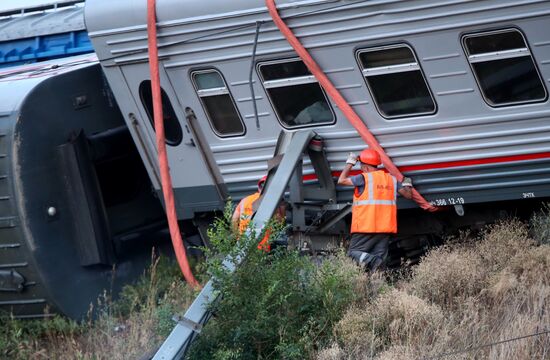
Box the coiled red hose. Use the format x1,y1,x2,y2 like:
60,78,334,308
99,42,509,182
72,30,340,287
265,0,437,212
147,0,200,287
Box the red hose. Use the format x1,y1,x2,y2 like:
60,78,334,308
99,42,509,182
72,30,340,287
147,0,200,287
265,0,437,212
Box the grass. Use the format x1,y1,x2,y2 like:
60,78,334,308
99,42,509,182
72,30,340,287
1,203,549,359
0,254,199,360
320,216,550,359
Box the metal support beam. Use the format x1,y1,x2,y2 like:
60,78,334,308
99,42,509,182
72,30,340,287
252,131,315,230
304,136,336,202
152,130,315,360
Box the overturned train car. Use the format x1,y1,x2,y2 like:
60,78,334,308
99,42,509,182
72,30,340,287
2,0,550,318
0,57,172,318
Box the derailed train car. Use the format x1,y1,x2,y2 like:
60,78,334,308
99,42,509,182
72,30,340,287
85,0,550,211
2,0,550,319
0,57,175,318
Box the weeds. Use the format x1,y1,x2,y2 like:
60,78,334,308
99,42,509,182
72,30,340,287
318,216,550,360
0,254,198,360
2,204,550,360
530,203,550,245
187,204,364,360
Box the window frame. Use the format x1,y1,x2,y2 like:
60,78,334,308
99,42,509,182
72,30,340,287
461,28,548,107
190,68,246,138
257,57,336,130
355,43,437,120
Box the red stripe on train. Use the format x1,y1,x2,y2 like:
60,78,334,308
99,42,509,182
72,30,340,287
302,151,550,181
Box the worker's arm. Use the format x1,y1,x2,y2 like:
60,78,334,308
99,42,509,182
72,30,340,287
337,153,357,186
398,177,413,200
275,202,286,221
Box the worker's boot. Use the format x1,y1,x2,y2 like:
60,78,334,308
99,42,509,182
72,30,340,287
349,250,376,271
370,256,384,272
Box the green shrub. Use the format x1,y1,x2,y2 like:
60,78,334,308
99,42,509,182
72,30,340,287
0,313,82,359
530,203,550,245
187,203,363,359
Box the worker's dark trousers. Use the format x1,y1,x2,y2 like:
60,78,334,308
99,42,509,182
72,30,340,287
348,233,391,271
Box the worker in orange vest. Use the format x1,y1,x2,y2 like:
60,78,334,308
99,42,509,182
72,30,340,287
232,176,284,251
338,149,413,271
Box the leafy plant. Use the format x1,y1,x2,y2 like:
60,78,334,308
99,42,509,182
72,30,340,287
187,203,362,359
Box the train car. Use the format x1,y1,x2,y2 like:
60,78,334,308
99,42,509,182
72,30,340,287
85,0,550,226
85,0,550,210
0,1,92,68
0,55,173,319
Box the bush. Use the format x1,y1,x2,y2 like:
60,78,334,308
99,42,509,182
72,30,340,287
334,289,444,356
530,203,550,245
408,246,487,308
187,204,363,359
322,218,550,360
476,219,534,273
0,313,82,359
315,343,344,360
506,246,550,285
0,253,198,360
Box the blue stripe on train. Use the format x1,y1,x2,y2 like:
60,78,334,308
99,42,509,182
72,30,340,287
0,30,93,68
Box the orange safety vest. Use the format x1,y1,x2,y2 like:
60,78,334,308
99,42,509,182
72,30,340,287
351,171,397,234
236,192,271,251
238,192,261,233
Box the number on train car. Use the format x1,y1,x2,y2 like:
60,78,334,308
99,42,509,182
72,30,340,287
430,197,465,206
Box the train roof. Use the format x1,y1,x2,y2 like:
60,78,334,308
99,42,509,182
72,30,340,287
0,1,84,42
85,0,333,35
0,53,98,114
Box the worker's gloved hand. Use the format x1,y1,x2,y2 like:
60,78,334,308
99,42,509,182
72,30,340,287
402,177,413,187
346,152,358,166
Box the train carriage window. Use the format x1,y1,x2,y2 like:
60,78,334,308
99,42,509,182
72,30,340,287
357,45,436,118
462,29,547,106
139,80,183,146
258,59,335,128
191,69,245,137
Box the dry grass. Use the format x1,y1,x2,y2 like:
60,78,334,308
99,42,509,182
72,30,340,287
0,256,198,360
408,246,488,308
3,212,550,359
318,217,550,360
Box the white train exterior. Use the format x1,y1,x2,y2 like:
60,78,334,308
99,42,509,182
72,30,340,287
86,0,550,218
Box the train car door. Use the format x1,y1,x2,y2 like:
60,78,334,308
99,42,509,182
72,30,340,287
119,63,226,219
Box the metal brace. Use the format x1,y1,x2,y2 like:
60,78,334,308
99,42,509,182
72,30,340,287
172,314,203,334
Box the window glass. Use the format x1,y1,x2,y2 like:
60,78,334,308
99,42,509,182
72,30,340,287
259,60,310,81
463,29,546,106
357,45,436,118
367,71,435,117
191,70,245,137
139,80,183,146
194,72,225,90
359,47,416,68
465,31,526,55
202,95,245,135
258,59,335,128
